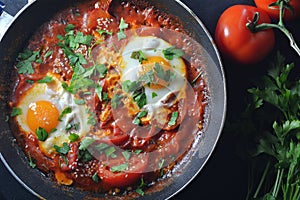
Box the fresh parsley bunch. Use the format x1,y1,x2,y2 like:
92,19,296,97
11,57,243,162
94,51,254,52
230,53,300,200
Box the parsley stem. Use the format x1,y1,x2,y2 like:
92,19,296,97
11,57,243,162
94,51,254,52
272,168,284,198
253,161,270,199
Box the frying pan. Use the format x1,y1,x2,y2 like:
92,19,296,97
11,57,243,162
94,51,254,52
0,0,226,199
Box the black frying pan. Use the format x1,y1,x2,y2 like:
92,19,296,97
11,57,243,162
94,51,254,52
0,0,226,199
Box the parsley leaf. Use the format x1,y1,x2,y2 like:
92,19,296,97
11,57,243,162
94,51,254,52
110,163,128,172
96,29,113,36
154,62,174,82
105,146,117,158
54,142,70,155
36,127,49,141
131,50,147,63
168,111,179,126
16,50,41,74
117,18,128,41
122,151,131,161
162,46,184,60
111,94,123,109
122,80,140,93
133,90,147,109
92,172,99,183
133,110,148,125
11,107,22,117
69,133,80,142
37,75,53,83
79,137,95,151
58,107,72,121
28,152,36,168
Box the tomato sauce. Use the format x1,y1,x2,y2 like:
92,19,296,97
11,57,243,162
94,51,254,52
10,0,209,196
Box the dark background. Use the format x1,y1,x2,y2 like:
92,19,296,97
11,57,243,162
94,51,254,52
1,0,299,199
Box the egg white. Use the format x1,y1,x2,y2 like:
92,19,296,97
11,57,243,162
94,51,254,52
16,73,91,156
120,36,187,126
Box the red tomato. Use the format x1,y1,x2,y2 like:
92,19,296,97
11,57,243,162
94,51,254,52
254,0,300,21
215,5,275,65
98,153,148,188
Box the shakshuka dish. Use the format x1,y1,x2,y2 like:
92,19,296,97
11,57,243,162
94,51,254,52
9,0,209,197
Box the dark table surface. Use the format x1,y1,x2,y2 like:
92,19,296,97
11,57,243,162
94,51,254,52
1,0,299,200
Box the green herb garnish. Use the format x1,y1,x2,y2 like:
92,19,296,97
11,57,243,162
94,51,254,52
37,75,53,83
92,172,99,183
133,110,148,125
58,107,72,121
117,18,128,41
122,151,131,161
54,142,70,155
69,133,80,142
110,163,129,172
162,46,184,60
168,111,179,126
16,49,41,74
131,50,147,63
231,52,300,200
36,127,49,141
11,107,22,117
111,94,122,109
79,137,95,151
28,152,36,168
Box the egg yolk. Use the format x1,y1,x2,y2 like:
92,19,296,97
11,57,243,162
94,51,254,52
27,100,59,133
139,56,173,89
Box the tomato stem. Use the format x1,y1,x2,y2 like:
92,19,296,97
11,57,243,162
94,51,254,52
247,0,300,56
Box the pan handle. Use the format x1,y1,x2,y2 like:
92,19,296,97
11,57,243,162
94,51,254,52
0,1,14,40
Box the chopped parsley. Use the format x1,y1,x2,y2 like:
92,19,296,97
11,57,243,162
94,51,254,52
117,18,128,41
37,75,53,83
92,172,99,183
162,46,184,60
35,127,49,141
28,152,36,168
16,49,41,74
154,62,175,83
11,107,22,117
131,50,147,63
86,109,97,126
121,80,147,109
79,137,95,151
44,50,53,59
58,107,72,121
133,110,148,125
168,111,179,126
152,92,158,98
69,133,79,142
54,142,70,155
96,29,113,36
133,89,147,109
105,146,117,158
74,99,85,105
57,24,98,94
122,150,131,161
111,94,123,109
110,163,129,172
95,143,109,152
122,80,140,93
25,79,34,84
135,178,146,196
135,149,143,155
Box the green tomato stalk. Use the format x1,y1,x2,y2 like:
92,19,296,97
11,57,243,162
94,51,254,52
246,0,300,56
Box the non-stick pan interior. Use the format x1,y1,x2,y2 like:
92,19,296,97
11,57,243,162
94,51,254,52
0,0,226,199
